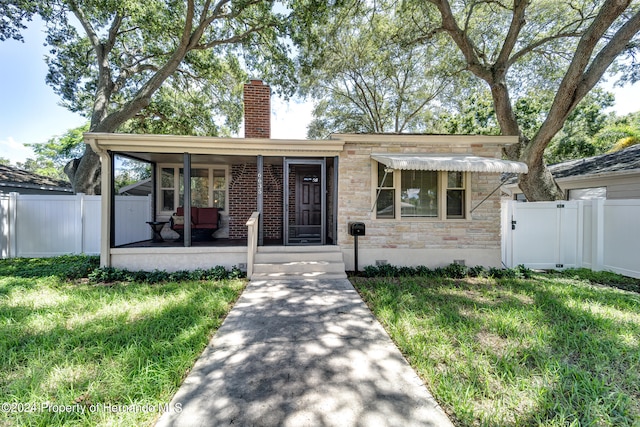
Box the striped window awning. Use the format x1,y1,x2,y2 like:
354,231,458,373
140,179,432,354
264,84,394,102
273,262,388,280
371,154,528,173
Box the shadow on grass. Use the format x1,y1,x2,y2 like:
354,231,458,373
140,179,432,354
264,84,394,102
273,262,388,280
351,275,640,427
0,279,244,426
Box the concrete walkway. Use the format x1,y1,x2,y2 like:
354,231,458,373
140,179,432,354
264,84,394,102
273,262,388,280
155,278,453,427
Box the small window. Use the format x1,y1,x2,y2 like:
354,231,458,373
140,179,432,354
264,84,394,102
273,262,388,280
161,168,175,211
446,171,465,219
568,187,606,200
212,169,226,209
376,162,395,218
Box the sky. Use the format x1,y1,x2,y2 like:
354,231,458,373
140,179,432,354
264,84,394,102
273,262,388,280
1,19,639,166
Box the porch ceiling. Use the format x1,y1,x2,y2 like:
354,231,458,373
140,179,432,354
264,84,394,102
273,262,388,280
117,152,267,165
85,132,345,160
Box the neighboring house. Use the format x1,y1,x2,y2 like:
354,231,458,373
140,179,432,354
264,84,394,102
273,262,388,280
87,80,527,273
0,164,73,195
117,178,152,196
503,144,640,201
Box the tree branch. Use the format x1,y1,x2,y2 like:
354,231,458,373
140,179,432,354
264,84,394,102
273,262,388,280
426,0,492,81
527,0,637,162
495,0,529,71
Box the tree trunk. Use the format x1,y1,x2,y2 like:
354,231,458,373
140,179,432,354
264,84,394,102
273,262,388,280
517,156,563,201
65,144,102,195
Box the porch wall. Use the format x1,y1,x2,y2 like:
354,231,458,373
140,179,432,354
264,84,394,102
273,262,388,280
109,247,246,272
337,141,505,270
229,163,283,240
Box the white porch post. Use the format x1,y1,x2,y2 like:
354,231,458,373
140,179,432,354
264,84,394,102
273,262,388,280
100,152,112,267
183,153,192,247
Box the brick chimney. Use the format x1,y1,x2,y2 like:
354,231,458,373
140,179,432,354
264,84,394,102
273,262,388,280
243,79,271,138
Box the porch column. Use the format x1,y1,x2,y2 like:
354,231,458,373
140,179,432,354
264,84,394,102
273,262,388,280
183,153,192,247
333,156,339,244
99,149,112,267
257,155,264,246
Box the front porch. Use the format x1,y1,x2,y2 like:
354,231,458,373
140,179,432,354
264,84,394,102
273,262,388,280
86,133,345,272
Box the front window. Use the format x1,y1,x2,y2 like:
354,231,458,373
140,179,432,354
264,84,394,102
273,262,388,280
401,170,438,217
374,162,467,220
159,165,227,213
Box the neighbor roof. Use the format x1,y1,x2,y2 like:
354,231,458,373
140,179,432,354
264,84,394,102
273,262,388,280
0,164,73,193
549,144,640,179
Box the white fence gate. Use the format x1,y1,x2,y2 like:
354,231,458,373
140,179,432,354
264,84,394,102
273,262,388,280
502,199,640,279
0,193,152,258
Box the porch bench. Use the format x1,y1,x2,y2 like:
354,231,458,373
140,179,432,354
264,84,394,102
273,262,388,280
170,206,220,241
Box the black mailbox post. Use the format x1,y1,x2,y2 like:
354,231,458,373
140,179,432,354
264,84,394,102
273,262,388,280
349,222,366,236
348,222,365,273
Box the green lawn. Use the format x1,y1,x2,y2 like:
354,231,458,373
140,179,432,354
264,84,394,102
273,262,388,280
351,271,640,427
0,256,246,427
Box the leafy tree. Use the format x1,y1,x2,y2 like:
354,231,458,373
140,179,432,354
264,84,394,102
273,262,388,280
6,0,301,194
0,158,11,166
299,0,455,137
16,123,88,181
410,0,640,201
593,111,640,152
544,90,614,164
114,157,152,193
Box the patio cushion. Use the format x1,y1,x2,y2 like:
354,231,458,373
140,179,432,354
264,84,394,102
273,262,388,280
171,206,219,232
194,207,219,229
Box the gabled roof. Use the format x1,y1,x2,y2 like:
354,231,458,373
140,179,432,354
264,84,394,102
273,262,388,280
0,164,73,193
549,144,640,179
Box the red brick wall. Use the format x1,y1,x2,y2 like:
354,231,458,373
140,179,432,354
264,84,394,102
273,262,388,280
229,164,257,240
228,163,283,240
243,80,271,139
263,164,283,240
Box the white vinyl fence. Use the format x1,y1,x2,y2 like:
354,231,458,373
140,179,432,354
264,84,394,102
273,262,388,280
0,193,152,258
502,199,640,279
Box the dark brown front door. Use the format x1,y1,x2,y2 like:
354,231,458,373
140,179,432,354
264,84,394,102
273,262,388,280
296,165,322,238
285,160,325,245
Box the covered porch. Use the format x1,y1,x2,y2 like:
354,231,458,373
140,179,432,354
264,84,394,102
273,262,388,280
86,132,345,272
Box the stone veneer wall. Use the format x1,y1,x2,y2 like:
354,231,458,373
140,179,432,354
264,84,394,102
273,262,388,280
337,140,505,267
228,163,283,240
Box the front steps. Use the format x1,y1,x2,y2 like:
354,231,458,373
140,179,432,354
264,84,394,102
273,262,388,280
250,245,347,280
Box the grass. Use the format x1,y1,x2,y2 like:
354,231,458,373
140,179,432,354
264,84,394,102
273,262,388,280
351,270,640,427
0,256,246,426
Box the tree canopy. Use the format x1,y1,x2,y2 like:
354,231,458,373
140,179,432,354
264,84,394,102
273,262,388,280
301,0,640,200
405,0,640,200
299,1,455,137
4,0,303,194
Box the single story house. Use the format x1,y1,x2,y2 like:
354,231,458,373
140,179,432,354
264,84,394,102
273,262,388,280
503,144,640,201
0,164,73,195
87,80,527,275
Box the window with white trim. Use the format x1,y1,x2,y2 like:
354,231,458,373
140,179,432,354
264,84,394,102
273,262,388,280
375,162,395,218
373,162,467,220
159,165,228,213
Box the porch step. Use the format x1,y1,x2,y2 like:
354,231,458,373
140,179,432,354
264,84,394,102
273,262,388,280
251,246,347,280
